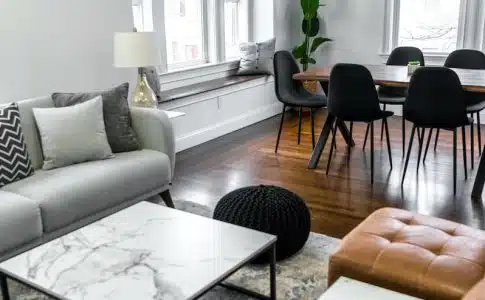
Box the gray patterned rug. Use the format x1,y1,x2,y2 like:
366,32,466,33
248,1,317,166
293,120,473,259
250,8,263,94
1,199,340,300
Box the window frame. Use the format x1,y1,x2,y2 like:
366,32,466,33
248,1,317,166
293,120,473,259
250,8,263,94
382,0,474,56
223,0,250,60
132,0,251,73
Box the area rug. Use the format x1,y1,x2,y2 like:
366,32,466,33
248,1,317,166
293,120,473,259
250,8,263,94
1,200,341,300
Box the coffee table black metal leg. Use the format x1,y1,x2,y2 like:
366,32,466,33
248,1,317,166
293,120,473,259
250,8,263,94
472,146,485,200
214,242,277,300
0,274,10,300
269,243,277,300
309,114,335,169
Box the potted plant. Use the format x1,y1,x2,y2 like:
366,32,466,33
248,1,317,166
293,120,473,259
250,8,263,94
292,0,332,93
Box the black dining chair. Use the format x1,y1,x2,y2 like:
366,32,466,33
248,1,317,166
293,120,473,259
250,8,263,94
326,64,393,184
425,49,485,169
362,46,425,155
273,51,328,153
402,67,472,195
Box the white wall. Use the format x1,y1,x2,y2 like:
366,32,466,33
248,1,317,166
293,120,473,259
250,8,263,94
275,0,386,66
0,0,135,103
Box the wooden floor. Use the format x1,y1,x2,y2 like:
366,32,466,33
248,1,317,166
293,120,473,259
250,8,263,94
171,109,485,239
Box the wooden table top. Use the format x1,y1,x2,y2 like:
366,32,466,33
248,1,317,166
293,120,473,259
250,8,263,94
293,64,485,93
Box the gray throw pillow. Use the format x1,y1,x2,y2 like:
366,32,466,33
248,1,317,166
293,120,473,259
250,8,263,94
52,83,140,153
33,96,114,170
236,38,276,76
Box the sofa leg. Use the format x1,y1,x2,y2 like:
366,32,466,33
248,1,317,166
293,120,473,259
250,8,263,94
160,190,175,208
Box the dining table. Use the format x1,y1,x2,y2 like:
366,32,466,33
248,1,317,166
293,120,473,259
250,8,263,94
293,64,485,200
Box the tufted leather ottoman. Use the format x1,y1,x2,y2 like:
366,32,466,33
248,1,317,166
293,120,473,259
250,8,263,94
329,208,485,300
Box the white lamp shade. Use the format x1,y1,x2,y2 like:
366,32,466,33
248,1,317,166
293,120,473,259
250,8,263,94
114,32,161,68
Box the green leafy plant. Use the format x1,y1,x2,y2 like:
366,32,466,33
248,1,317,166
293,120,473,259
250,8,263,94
292,0,332,71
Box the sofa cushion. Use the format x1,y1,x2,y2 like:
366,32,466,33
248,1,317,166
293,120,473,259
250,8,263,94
16,96,54,170
0,191,42,255
0,103,34,187
2,150,171,233
329,208,485,300
33,96,114,170
52,83,140,153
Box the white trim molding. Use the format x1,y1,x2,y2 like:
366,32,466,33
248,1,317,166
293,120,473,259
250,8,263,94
160,76,280,152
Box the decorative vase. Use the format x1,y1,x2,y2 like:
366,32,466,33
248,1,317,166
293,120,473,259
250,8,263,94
131,71,158,108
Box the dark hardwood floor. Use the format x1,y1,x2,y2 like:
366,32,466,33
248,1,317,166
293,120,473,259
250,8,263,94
171,109,485,239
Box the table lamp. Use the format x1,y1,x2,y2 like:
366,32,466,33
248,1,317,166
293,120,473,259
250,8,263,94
114,32,161,108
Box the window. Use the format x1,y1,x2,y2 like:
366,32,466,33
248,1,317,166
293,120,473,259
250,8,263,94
164,0,206,68
397,0,461,53
131,0,256,72
224,0,249,59
132,2,144,31
382,0,485,56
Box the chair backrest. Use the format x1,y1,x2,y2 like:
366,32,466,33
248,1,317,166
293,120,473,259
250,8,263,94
445,49,485,70
379,47,424,97
404,67,468,128
387,47,425,66
328,63,382,121
273,51,306,104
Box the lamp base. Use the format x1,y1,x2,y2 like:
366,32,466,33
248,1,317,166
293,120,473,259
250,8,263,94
131,72,157,108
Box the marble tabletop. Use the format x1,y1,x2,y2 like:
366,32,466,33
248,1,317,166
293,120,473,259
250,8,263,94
0,202,276,300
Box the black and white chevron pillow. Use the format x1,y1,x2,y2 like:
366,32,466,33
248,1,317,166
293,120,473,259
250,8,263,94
0,103,34,187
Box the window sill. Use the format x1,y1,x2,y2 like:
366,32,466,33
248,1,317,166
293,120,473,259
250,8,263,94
159,60,241,85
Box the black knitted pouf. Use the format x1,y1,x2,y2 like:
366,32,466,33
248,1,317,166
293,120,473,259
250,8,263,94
213,185,311,264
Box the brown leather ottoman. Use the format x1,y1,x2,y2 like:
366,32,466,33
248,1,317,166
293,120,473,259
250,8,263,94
329,208,485,300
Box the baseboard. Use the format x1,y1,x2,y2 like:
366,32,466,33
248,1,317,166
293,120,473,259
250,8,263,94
176,102,283,152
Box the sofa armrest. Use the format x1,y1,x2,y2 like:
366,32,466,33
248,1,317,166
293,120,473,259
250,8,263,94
463,279,485,300
130,108,175,179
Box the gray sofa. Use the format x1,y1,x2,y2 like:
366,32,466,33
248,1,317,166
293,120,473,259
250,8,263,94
0,96,175,261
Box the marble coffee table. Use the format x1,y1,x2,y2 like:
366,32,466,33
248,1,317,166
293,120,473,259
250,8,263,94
0,201,277,300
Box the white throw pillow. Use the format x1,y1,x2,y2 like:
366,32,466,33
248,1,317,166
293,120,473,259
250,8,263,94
237,38,276,75
33,96,114,170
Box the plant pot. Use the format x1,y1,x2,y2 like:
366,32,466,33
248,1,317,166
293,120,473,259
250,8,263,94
303,80,318,94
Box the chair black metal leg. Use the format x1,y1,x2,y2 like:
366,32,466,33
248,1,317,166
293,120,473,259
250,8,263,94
423,128,433,163
349,121,353,140
326,120,338,175
363,123,370,150
380,104,386,141
434,129,440,151
471,121,475,169
416,128,425,171
384,118,392,170
453,129,457,195
462,126,468,180
476,112,481,156
402,114,406,157
311,108,315,149
402,125,416,185
275,105,286,153
297,107,303,145
417,127,422,144
370,121,375,184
